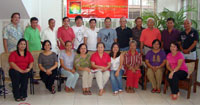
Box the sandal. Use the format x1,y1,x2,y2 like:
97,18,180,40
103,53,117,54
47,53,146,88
151,89,157,93
99,90,103,96
51,86,56,94
21,98,26,101
15,98,21,102
83,91,88,95
87,90,92,95
156,89,161,93
65,86,70,93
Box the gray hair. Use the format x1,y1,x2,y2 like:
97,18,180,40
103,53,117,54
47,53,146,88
147,17,155,23
129,40,137,46
184,19,192,24
120,16,127,21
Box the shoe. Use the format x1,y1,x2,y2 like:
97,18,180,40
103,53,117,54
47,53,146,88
33,79,40,84
119,89,123,93
113,91,118,96
151,89,157,93
171,94,178,100
156,89,161,93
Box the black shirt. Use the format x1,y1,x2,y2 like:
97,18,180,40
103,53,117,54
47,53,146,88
179,28,199,52
116,27,132,48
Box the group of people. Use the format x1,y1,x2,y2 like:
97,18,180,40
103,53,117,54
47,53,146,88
2,12,199,102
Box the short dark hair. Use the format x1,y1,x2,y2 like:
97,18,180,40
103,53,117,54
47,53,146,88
110,42,121,58
104,17,111,22
89,19,96,23
152,39,161,48
76,43,88,54
135,17,143,22
170,42,180,51
96,42,105,48
30,17,38,23
65,40,72,46
63,17,70,22
42,40,52,50
167,17,175,23
48,18,55,24
11,12,20,18
75,15,83,22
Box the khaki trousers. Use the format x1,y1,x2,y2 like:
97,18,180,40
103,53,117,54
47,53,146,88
147,68,164,89
81,71,94,88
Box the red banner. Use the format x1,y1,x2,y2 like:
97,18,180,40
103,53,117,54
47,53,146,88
67,0,128,18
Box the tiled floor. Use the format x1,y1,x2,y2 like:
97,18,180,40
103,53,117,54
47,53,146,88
0,79,199,105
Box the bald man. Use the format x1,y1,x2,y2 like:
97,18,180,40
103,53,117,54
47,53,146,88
116,17,132,51
178,19,199,60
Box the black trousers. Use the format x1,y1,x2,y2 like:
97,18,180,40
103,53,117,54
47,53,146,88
9,69,28,99
167,70,188,94
40,68,57,91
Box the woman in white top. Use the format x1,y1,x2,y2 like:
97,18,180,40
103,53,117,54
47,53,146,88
109,42,124,95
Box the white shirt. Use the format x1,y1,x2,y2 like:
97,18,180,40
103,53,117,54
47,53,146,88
111,56,120,70
84,28,99,51
72,25,87,49
41,27,59,54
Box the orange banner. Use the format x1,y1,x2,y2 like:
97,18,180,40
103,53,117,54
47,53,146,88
67,0,128,18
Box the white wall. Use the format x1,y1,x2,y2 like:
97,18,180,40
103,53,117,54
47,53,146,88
0,0,62,53
28,0,62,31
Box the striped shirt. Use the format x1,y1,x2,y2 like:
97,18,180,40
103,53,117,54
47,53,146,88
124,50,142,70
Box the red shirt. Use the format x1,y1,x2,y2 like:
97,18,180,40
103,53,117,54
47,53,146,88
9,51,34,70
90,52,111,69
57,26,75,50
124,50,142,70
140,28,161,47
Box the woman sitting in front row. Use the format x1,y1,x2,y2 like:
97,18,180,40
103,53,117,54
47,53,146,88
74,43,94,95
38,40,58,94
166,42,188,100
60,41,79,92
124,40,142,93
110,42,124,95
90,42,111,96
145,39,166,93
9,38,34,102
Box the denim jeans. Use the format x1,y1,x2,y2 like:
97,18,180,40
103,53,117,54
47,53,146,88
110,70,124,92
61,69,79,88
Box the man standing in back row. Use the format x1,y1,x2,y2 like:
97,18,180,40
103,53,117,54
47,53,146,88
116,17,132,51
178,19,199,60
72,15,87,50
140,18,161,55
41,18,59,54
24,17,41,52
3,13,23,53
98,17,117,51
132,17,145,52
